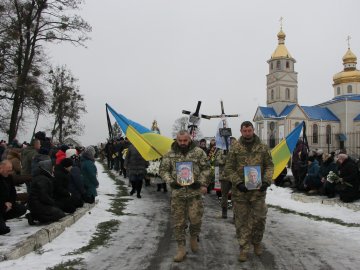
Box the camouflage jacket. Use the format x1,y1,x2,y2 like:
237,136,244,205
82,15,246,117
213,149,229,182
159,141,210,193
224,135,274,192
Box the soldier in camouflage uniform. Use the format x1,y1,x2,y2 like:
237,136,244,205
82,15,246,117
224,121,274,262
159,130,210,262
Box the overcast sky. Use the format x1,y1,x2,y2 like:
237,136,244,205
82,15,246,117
35,0,360,145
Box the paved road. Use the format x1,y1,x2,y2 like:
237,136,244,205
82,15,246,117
84,178,360,270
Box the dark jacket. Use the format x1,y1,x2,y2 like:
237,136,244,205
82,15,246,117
28,168,56,209
124,144,149,176
319,158,337,179
81,155,99,197
21,146,38,175
53,164,71,200
69,166,85,199
339,158,360,191
0,175,16,214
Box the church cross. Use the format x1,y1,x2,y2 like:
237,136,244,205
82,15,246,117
347,35,351,49
279,17,284,30
182,101,210,139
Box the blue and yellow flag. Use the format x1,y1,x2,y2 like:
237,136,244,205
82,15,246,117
271,122,304,179
106,104,173,161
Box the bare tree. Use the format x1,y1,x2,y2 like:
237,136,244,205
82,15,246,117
0,0,91,142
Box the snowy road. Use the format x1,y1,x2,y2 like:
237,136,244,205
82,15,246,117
84,178,360,270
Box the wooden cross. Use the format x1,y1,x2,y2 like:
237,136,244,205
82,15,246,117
347,35,351,49
182,101,210,140
208,100,239,151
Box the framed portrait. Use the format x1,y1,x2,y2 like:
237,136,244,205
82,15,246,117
244,165,262,190
176,161,194,186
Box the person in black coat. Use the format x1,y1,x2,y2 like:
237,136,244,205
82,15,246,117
336,154,360,203
53,158,78,213
66,149,86,206
27,160,65,225
124,144,149,198
0,160,27,234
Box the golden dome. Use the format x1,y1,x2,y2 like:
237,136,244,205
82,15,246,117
333,70,360,84
342,48,357,64
277,30,286,39
271,29,292,59
333,48,360,85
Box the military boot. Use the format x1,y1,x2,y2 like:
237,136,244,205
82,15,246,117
254,243,263,256
190,236,199,252
173,244,186,262
222,207,227,219
238,250,248,262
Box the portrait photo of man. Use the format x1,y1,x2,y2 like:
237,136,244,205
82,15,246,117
244,166,262,190
176,162,194,186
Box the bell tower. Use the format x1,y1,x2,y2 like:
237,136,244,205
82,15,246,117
266,20,298,115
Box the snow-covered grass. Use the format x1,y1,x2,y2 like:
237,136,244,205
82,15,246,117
267,185,360,225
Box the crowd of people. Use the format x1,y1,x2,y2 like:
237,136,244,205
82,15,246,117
288,142,360,203
0,131,98,235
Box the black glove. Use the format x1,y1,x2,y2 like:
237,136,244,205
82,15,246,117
259,182,270,192
170,181,182,189
237,183,248,193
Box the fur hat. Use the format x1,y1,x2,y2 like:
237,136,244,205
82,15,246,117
66,149,78,158
61,158,73,168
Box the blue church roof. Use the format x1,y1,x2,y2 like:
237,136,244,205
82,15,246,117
258,104,340,121
279,104,296,117
259,107,278,118
354,114,360,121
301,106,340,121
332,94,360,101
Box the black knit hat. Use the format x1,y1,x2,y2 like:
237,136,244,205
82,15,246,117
61,158,73,168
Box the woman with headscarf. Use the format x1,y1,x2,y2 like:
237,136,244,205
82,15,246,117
81,146,98,203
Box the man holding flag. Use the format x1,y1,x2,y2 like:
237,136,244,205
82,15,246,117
225,121,274,262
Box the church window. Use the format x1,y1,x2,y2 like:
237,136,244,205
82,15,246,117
270,63,273,70
286,88,290,99
276,61,281,70
326,125,331,145
286,61,290,68
312,124,318,144
337,87,340,95
271,89,274,100
347,85,352,93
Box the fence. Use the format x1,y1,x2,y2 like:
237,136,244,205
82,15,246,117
262,132,360,159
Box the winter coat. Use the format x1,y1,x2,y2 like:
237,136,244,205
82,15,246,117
21,146,38,175
304,160,321,187
224,135,273,199
338,158,360,192
81,155,99,197
319,158,337,179
0,175,16,214
159,141,210,192
69,166,85,200
124,144,149,176
53,164,71,200
31,153,51,176
28,167,58,215
6,149,22,175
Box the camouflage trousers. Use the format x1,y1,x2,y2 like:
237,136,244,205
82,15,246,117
220,180,232,209
171,190,204,245
233,191,267,252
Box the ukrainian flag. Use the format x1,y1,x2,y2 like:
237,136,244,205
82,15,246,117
106,104,173,161
271,122,304,179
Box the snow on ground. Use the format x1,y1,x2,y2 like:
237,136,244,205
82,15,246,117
1,163,360,269
266,185,360,224
0,162,121,270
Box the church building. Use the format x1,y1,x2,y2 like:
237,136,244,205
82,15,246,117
253,28,360,158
